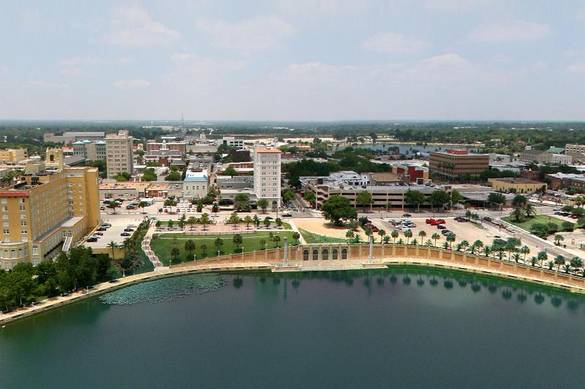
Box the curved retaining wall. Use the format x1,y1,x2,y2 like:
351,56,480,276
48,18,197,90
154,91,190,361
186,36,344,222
3,243,585,326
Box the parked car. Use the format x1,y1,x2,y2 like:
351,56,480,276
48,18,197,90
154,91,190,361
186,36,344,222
121,232,131,237
402,213,412,218
441,229,451,235
86,237,98,242
437,225,446,230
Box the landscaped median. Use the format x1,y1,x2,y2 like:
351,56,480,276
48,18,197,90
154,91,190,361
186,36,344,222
150,231,300,265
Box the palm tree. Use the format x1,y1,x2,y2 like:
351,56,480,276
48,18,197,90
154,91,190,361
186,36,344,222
259,239,267,250
345,230,355,243
511,207,525,222
554,234,564,246
108,240,122,275
520,245,530,261
243,216,253,230
483,246,491,257
554,255,566,271
253,215,260,227
537,251,548,267
446,233,456,249
404,229,413,245
418,230,427,242
273,235,281,248
187,216,197,231
458,240,469,252
198,213,212,231
214,237,224,255
378,229,386,243
257,198,269,213
391,230,399,244
570,257,583,273
184,240,196,260
471,240,483,255
431,233,440,247
525,203,536,218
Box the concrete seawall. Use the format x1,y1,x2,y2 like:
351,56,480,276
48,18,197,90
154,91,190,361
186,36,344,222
2,244,585,326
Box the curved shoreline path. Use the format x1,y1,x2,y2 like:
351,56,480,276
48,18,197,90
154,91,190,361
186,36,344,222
3,244,585,326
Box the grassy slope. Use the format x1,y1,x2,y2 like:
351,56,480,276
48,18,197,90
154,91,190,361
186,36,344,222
151,231,298,265
299,229,347,244
503,214,573,231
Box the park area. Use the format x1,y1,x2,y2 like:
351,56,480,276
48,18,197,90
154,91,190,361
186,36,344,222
150,231,299,265
502,214,575,237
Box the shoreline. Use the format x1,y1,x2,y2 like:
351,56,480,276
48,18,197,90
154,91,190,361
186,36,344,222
3,253,585,326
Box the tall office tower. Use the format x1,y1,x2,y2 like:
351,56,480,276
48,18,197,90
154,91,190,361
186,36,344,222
106,130,134,179
253,147,281,209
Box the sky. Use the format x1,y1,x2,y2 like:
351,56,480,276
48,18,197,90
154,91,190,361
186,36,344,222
1,0,585,121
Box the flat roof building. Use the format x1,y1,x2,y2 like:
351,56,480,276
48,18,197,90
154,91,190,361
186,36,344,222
254,147,281,209
106,130,133,179
0,167,100,269
429,150,489,180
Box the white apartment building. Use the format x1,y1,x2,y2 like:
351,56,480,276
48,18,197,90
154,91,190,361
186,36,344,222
221,136,244,148
254,147,281,208
106,130,134,178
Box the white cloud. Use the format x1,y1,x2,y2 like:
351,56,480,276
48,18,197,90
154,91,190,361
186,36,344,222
275,0,365,16
362,32,427,54
424,0,491,11
103,6,180,47
567,62,585,74
25,80,70,89
196,16,295,52
470,20,550,43
113,79,151,89
59,56,131,77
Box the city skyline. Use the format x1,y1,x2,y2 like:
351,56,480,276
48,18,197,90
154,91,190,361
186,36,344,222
2,0,585,121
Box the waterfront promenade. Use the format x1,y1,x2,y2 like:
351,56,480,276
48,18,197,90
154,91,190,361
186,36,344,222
3,243,585,326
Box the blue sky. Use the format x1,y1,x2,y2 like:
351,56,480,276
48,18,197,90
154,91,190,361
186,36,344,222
1,0,585,121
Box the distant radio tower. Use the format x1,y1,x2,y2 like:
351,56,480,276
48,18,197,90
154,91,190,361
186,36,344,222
181,112,184,130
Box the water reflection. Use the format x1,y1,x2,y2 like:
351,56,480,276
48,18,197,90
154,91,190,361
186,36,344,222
239,267,585,315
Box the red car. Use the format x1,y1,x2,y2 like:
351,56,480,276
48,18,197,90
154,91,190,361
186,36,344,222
426,218,435,224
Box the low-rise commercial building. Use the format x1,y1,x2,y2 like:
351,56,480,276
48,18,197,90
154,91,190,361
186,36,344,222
488,177,547,194
146,141,187,155
44,131,105,144
546,173,585,191
183,170,208,200
216,175,254,190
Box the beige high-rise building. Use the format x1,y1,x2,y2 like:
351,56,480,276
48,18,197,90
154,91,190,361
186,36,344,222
0,167,100,269
254,147,281,209
106,130,133,178
0,148,28,164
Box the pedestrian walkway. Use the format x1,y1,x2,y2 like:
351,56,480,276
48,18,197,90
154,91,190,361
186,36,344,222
141,222,164,268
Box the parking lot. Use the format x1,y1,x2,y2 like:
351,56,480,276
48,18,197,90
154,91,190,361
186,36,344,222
373,216,543,255
84,214,147,250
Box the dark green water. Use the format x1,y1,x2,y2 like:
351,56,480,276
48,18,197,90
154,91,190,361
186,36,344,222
2,268,585,389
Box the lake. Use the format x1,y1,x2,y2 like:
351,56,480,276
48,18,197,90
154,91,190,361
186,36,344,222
1,268,584,389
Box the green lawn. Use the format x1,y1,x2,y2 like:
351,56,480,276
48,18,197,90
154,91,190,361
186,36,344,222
299,229,347,244
503,214,574,232
151,231,299,265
